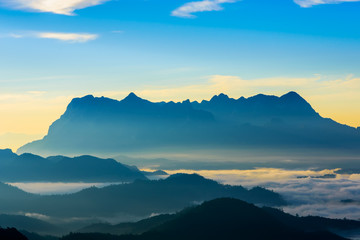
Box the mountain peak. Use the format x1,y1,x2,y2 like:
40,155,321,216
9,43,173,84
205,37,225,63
122,92,145,103
280,91,304,101
126,92,138,98
68,95,95,107
279,91,317,116
0,148,17,159
210,93,230,102
165,173,217,185
80,95,95,101
0,148,14,154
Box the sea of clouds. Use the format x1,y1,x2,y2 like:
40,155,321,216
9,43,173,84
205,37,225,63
164,168,360,220
8,168,360,220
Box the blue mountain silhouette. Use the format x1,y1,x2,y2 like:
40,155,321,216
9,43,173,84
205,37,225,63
0,149,146,182
17,92,360,156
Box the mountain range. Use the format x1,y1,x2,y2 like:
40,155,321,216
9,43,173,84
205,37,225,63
17,92,360,156
61,198,352,240
78,203,360,237
5,198,360,240
0,214,62,236
0,174,285,224
0,149,146,182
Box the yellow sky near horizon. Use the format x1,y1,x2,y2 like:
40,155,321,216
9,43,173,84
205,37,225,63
1,74,359,152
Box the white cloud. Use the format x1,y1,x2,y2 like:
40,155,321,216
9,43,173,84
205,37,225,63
36,32,98,43
0,0,110,15
294,0,360,7
2,31,98,43
112,30,124,34
0,33,24,39
163,168,360,219
24,212,51,221
10,182,120,195
172,0,238,18
9,33,24,38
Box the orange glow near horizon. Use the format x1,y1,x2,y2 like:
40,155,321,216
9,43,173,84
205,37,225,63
1,77,359,151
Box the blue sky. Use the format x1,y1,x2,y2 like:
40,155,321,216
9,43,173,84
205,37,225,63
1,0,360,149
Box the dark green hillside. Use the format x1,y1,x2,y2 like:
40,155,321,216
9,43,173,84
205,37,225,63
62,198,349,240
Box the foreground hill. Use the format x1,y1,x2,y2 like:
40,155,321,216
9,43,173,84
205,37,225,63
262,207,360,237
0,227,28,240
62,198,349,240
17,92,360,156
0,149,146,182
0,174,285,220
79,200,360,237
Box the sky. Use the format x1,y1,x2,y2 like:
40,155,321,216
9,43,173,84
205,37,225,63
1,0,360,150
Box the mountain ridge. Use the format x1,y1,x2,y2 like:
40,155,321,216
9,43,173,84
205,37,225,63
0,173,286,219
63,198,349,240
0,149,147,182
17,91,360,156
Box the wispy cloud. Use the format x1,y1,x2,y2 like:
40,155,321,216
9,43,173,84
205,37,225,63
3,31,98,43
36,32,98,43
0,33,24,39
8,33,24,38
294,0,360,7
0,0,110,15
111,30,124,34
172,0,239,18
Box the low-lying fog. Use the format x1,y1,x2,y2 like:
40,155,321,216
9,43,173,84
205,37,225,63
8,168,360,220
164,168,360,220
7,182,124,195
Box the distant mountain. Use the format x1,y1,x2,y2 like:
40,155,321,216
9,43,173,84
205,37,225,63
62,198,348,240
17,92,360,156
0,214,62,236
0,182,32,200
78,214,175,235
0,148,17,160
0,174,285,220
0,149,146,182
142,170,168,177
192,91,318,124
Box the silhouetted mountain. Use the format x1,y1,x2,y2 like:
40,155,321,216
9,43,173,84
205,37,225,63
20,231,58,240
78,201,360,238
144,198,347,240
193,91,318,123
0,174,285,220
0,227,28,240
0,214,62,236
0,182,24,196
0,148,17,160
0,149,146,182
142,170,168,177
78,214,175,235
17,92,360,156
62,198,348,240
263,206,360,233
